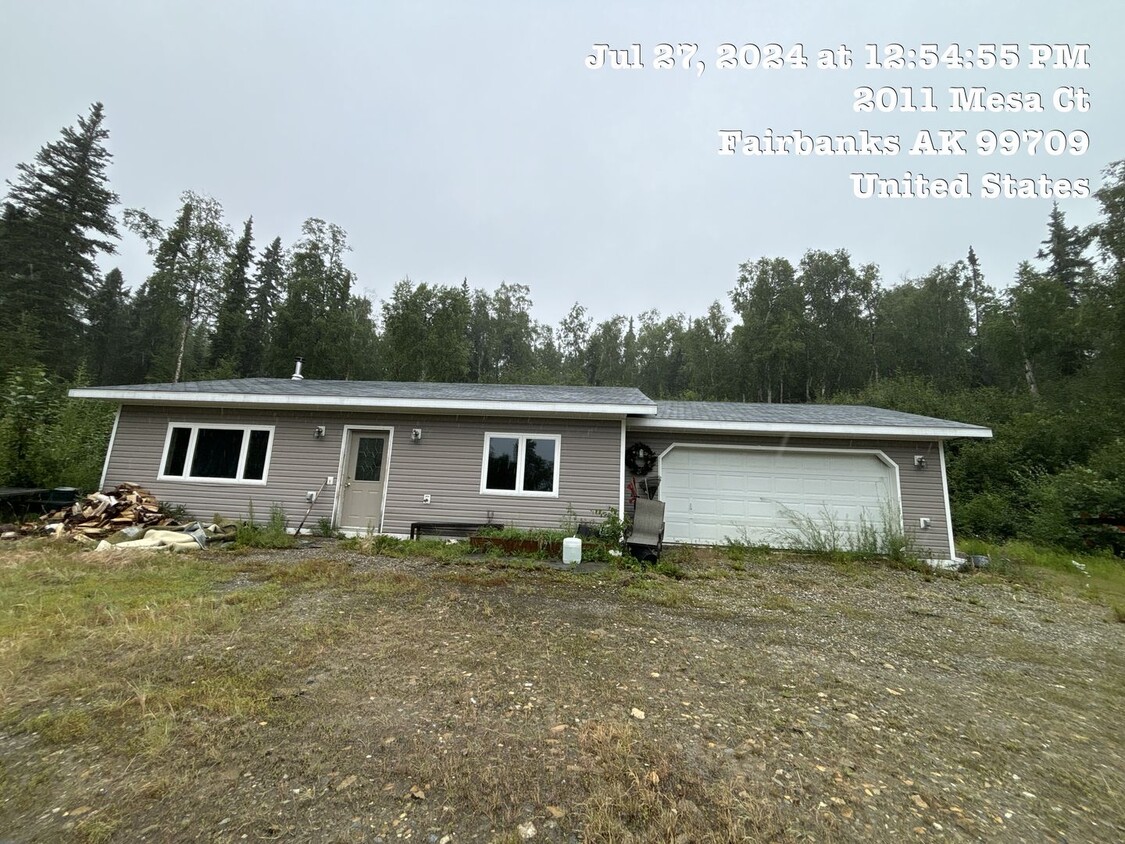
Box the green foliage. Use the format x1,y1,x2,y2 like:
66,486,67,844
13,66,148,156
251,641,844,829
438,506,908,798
0,367,114,489
0,103,119,374
954,491,1021,540
1025,439,1125,555
592,507,629,545
0,367,57,485
126,192,233,383
85,268,132,385
652,557,686,579
954,538,1125,606
381,278,472,381
245,236,284,376
27,378,117,489
235,505,297,549
474,525,568,544
209,217,255,373
875,263,973,388
161,502,193,522
266,219,378,380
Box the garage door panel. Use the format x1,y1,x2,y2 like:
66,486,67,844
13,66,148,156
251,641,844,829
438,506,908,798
719,499,749,517
774,477,804,495
659,446,900,546
716,474,747,492
745,477,772,494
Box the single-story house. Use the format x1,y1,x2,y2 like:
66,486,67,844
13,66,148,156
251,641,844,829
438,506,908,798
70,376,992,559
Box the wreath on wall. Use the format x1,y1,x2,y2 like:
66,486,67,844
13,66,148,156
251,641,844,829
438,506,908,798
625,442,657,476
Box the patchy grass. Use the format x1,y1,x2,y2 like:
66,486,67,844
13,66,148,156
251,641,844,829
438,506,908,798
957,537,1125,606
341,533,470,561
622,575,693,607
1,540,1123,842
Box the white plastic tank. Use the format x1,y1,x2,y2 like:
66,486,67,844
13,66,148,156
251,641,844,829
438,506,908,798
562,536,582,566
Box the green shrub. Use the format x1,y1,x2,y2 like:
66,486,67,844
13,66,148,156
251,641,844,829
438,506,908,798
0,366,115,490
1025,438,1125,555
235,504,297,549
593,506,630,545
954,491,1022,539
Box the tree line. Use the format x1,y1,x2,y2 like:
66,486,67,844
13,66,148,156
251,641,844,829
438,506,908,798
1,104,1122,554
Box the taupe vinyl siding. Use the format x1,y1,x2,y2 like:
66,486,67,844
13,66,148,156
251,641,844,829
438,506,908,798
105,405,622,534
625,431,951,558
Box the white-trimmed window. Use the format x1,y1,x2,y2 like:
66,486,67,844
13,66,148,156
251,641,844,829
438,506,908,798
159,423,274,484
480,433,560,497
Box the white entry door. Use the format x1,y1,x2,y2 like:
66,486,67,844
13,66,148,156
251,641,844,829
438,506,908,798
339,431,389,531
659,446,899,546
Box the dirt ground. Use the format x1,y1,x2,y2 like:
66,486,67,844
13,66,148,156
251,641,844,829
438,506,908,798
1,542,1123,842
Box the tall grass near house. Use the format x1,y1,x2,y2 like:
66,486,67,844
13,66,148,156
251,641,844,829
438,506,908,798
235,503,297,549
773,501,920,563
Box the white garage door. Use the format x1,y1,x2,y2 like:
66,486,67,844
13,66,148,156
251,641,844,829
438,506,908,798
659,446,900,546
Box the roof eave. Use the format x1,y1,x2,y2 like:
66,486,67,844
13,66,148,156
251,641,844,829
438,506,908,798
626,417,993,439
68,388,659,418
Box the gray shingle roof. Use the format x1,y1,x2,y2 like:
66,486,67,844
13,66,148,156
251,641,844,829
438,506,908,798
71,380,989,435
76,378,655,408
651,401,989,432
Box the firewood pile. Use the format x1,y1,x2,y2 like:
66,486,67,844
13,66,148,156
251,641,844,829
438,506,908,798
12,483,179,541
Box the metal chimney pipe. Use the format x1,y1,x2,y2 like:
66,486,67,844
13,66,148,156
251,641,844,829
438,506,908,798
292,357,304,380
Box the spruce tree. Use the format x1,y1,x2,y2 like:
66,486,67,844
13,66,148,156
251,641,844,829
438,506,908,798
1036,202,1092,297
1,103,119,371
84,268,131,384
210,217,255,373
246,236,284,376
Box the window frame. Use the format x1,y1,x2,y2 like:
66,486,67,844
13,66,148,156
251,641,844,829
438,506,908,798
479,432,561,498
157,422,275,485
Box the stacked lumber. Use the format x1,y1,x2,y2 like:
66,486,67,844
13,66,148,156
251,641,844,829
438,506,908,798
22,483,178,540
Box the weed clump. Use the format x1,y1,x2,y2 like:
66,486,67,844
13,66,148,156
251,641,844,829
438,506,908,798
723,530,772,566
772,500,921,564
235,504,297,549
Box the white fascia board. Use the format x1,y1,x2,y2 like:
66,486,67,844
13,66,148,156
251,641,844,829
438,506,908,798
627,417,993,439
68,388,658,418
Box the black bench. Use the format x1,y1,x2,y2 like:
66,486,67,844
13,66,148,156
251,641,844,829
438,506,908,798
410,521,504,541
0,488,48,519
24,487,81,514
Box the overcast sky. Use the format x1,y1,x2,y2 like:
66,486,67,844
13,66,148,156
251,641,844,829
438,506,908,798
2,1,1120,324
